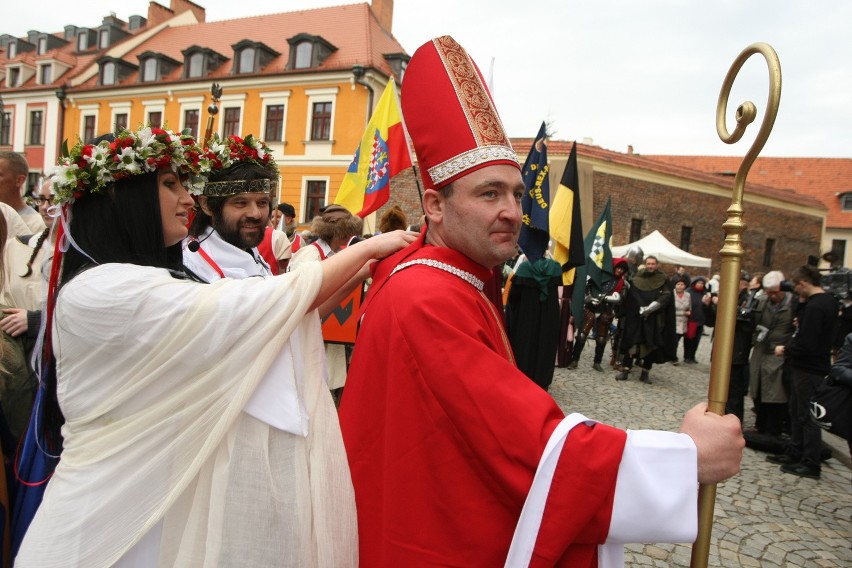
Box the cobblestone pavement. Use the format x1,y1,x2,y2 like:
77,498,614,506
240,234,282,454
549,337,851,567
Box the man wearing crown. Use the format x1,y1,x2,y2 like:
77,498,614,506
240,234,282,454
339,36,745,567
182,134,289,281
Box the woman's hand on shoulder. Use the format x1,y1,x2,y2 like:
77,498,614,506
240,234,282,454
360,230,418,260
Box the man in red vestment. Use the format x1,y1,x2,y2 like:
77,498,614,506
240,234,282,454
339,36,744,567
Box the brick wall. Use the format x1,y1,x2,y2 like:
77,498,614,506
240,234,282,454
593,171,822,277
375,165,425,229
372,162,823,279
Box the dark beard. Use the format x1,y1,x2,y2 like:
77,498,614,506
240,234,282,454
215,218,264,250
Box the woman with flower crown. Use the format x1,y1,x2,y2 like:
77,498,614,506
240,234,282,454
14,125,415,567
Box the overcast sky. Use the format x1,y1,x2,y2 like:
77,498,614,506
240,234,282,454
6,0,851,157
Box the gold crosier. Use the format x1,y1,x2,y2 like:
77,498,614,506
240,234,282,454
690,42,781,568
203,82,223,145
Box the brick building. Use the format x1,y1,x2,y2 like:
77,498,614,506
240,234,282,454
644,155,852,270
383,140,826,277
1,0,409,223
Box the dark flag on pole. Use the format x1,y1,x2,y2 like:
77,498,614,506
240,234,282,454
518,122,551,262
571,197,615,328
549,142,586,281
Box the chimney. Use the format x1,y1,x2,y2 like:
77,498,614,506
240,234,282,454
627,145,634,155
147,2,175,27
170,0,206,23
128,15,147,30
371,0,394,33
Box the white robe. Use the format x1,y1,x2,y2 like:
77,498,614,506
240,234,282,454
15,262,357,567
290,241,348,390
182,226,272,282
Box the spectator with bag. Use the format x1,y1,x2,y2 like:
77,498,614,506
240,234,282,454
767,265,838,479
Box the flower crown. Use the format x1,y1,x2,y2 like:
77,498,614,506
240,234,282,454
203,134,277,174
50,126,207,204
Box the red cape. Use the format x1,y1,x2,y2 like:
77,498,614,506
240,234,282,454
340,231,627,566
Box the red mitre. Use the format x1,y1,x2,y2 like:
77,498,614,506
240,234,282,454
401,35,520,190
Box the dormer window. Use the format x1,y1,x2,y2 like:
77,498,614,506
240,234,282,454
8,42,16,58
230,40,279,75
98,56,136,86
142,58,157,81
841,193,852,211
188,52,204,77
99,29,109,49
77,31,89,51
294,42,312,69
286,34,337,70
181,46,227,79
101,61,115,85
39,63,51,84
38,37,47,55
237,47,255,73
384,53,410,82
8,68,20,87
137,51,180,83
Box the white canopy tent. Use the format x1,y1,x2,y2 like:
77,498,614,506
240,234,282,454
611,230,712,269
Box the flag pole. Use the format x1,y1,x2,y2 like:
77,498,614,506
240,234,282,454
690,42,781,568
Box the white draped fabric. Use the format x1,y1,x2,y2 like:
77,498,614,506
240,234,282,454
290,241,348,390
16,262,358,567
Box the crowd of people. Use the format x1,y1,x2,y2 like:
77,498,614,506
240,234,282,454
546,249,848,481
3,32,846,567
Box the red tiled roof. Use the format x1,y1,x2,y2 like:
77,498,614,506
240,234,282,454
642,155,852,228
510,139,826,212
74,3,406,89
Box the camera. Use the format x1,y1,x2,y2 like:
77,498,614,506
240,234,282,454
820,268,852,300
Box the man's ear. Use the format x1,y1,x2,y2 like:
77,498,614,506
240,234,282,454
422,189,443,225
198,196,213,216
15,174,26,192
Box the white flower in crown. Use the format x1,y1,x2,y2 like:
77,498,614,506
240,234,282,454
136,126,156,149
51,125,207,204
50,162,79,187
88,144,110,168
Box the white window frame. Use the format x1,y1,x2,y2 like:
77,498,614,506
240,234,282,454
141,57,158,82
0,108,14,147
217,93,246,138
78,103,99,143
101,61,116,85
300,176,330,223
142,99,166,129
109,101,131,133
259,90,291,146
6,65,22,88
27,107,46,146
178,96,204,138
304,87,338,142
38,63,52,85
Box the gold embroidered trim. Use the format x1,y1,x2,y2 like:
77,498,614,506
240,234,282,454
432,36,512,149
